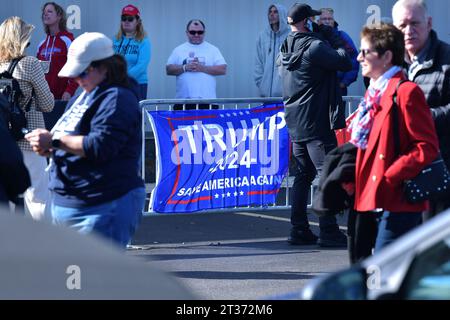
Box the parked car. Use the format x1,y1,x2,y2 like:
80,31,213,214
301,209,450,300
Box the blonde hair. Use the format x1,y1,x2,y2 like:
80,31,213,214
0,16,35,62
115,16,146,42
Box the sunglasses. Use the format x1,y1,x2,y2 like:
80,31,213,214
358,49,376,59
77,67,91,79
188,30,204,36
121,16,136,22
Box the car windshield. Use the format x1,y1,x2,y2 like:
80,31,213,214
402,236,450,300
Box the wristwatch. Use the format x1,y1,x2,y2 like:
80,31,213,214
51,138,61,150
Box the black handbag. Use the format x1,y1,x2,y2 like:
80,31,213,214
392,80,450,203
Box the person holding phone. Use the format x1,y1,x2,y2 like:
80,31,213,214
26,32,145,248
277,3,352,247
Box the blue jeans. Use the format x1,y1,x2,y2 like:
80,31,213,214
291,136,340,234
52,187,146,248
374,211,422,252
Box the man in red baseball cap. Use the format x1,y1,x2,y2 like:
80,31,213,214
122,4,140,17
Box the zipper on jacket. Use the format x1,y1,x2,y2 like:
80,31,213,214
270,32,277,97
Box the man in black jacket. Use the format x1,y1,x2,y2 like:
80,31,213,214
393,0,450,218
277,3,351,247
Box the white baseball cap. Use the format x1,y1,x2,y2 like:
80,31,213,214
58,32,115,78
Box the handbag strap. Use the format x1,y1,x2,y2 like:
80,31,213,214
392,79,410,158
4,57,32,112
7,57,23,75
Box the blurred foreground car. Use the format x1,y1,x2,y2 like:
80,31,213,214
302,209,450,300
0,206,194,300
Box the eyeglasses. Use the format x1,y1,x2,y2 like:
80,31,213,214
359,49,377,59
188,30,205,36
121,16,136,22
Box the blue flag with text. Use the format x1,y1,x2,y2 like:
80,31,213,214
147,104,289,213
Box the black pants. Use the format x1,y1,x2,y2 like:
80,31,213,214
291,135,340,234
347,209,378,264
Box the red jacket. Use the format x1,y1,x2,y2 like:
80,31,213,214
37,31,78,99
354,73,439,212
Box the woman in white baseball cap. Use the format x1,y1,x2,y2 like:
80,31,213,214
26,32,145,248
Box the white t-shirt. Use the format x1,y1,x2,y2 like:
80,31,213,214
167,41,227,99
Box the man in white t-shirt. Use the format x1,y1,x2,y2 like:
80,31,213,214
166,19,227,108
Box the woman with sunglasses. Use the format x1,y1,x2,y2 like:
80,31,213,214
113,4,151,101
345,23,439,255
25,32,145,248
37,2,78,101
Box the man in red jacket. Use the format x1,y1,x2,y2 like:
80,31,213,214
37,2,78,101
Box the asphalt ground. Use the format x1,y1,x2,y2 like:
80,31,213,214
127,210,350,300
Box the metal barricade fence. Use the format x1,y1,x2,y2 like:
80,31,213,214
140,97,361,215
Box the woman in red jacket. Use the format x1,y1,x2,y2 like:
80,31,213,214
348,23,439,252
37,2,78,101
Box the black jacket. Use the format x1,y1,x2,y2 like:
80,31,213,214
409,30,450,168
0,113,30,204
277,31,352,142
312,142,357,216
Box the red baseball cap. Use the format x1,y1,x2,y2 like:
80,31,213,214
122,4,140,17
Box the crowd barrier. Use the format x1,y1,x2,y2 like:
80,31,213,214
140,96,361,215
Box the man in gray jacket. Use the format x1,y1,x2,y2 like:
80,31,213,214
255,4,290,98
393,0,450,217
278,3,351,247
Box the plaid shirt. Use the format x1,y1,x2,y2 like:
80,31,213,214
0,56,54,151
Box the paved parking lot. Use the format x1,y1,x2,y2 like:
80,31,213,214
128,210,350,299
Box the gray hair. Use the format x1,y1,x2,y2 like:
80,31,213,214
392,0,429,23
